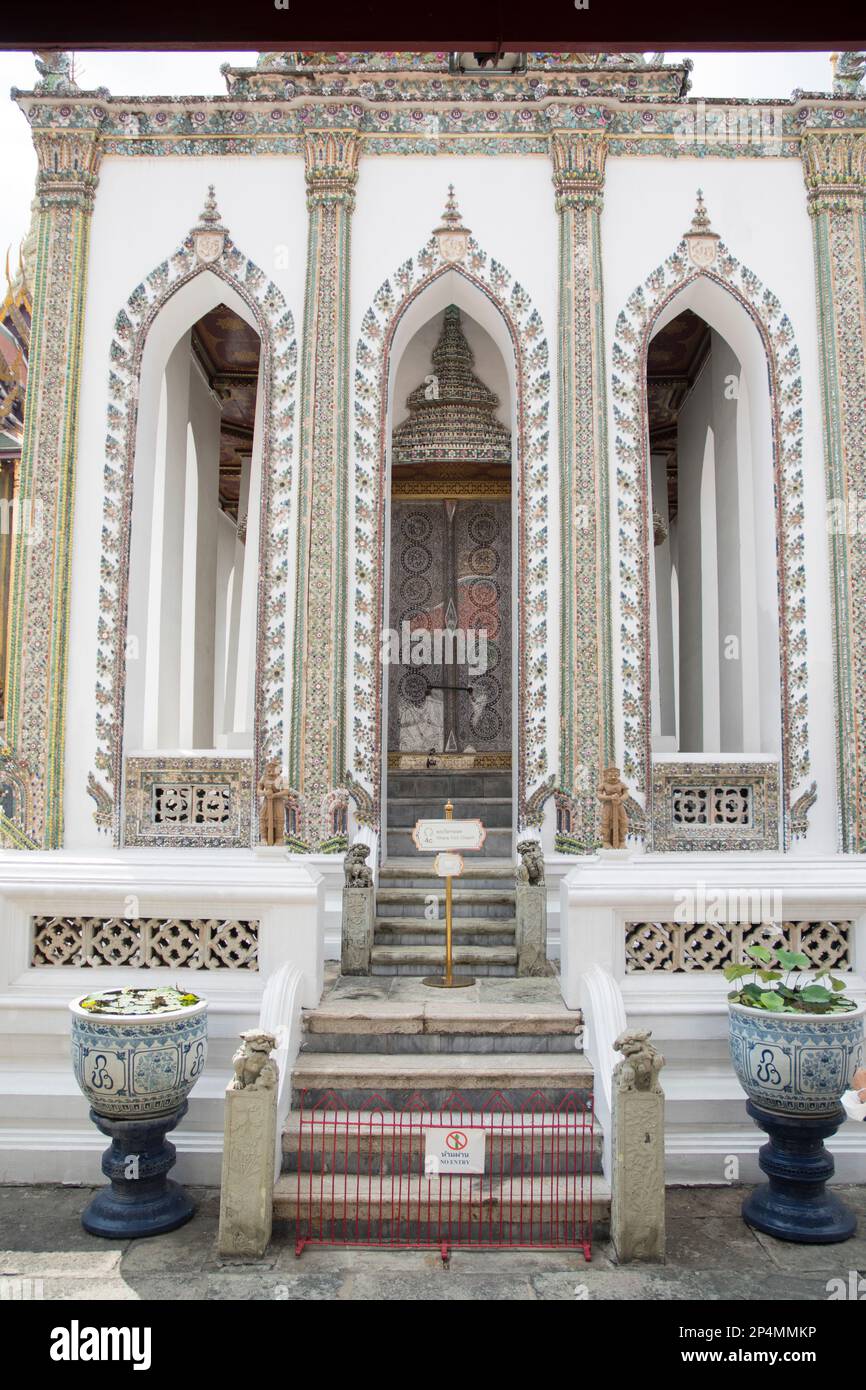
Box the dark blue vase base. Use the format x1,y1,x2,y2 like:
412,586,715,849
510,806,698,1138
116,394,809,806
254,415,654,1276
82,1102,197,1240
82,1178,195,1240
742,1099,857,1244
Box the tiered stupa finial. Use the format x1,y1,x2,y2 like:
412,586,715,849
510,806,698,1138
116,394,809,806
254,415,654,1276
392,305,511,465
434,187,471,263
683,189,720,267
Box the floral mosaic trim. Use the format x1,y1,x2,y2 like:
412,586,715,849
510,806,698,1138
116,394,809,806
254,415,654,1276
803,134,866,851
94,195,297,842
122,756,253,847
650,760,780,852
611,200,809,845
5,127,101,848
351,220,551,830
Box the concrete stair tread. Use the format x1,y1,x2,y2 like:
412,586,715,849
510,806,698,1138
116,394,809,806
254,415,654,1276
371,945,517,966
376,888,515,904
283,1108,596,1138
0,1064,227,1103
274,1171,609,1213
381,859,515,879
374,917,517,933
303,1002,582,1035
293,1052,593,1089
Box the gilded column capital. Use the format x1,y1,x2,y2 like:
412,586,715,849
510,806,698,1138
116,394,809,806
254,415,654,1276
549,131,608,213
33,128,103,212
303,129,361,211
802,132,866,215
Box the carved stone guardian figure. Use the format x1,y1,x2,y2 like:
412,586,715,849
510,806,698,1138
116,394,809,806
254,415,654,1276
341,841,375,974
514,837,550,976
231,1030,278,1090
598,765,629,849
258,759,287,846
611,1029,666,1263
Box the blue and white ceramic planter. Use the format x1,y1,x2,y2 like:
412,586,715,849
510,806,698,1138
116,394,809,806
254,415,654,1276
70,996,209,1119
729,999,865,1116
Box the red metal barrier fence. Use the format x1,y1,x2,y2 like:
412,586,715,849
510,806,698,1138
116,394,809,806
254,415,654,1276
293,1089,594,1261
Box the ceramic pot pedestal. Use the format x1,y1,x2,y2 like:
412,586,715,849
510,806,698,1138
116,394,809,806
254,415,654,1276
82,1102,196,1239
742,1100,856,1244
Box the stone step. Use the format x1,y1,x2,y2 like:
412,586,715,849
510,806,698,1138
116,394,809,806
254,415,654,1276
374,918,517,946
281,1111,603,1172
376,888,515,909
371,944,518,977
387,797,513,828
387,827,513,857
299,1030,579,1054
274,1172,609,1239
380,860,515,881
303,1001,583,1039
386,772,513,800
291,1051,594,1110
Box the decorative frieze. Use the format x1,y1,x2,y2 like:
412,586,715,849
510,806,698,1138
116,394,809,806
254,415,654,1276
612,195,809,845
650,760,780,852
625,919,852,974
3,111,102,848
32,915,259,969
802,134,866,850
123,756,253,847
288,129,360,850
551,131,614,850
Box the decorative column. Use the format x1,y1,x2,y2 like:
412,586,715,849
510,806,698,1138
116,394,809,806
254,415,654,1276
4,68,101,848
550,132,614,849
802,134,866,851
289,129,360,850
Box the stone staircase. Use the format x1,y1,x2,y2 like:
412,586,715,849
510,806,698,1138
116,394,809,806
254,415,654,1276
273,972,610,1246
373,860,518,977
386,769,513,858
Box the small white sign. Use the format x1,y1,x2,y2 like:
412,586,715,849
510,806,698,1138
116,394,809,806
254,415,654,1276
412,819,486,852
434,851,463,878
424,1126,486,1176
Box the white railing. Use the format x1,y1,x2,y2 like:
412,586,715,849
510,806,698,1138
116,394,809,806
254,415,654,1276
258,959,306,1178
579,964,626,1182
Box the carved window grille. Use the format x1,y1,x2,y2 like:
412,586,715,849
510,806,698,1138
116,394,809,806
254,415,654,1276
670,785,752,827
31,917,259,969
152,784,232,826
625,920,852,974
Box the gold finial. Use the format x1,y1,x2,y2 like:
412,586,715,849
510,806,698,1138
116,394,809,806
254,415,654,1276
683,189,720,268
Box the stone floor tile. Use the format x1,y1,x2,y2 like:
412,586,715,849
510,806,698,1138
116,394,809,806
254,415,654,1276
664,1217,774,1270
348,1271,536,1300
750,1226,866,1273
666,1185,751,1219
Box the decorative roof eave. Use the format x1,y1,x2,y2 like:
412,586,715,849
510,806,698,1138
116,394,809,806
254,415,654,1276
12,88,866,152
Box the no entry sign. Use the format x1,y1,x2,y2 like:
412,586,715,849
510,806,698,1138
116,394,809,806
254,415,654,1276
424,1127,486,1176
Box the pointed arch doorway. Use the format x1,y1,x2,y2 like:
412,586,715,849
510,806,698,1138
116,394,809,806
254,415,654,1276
385,304,513,858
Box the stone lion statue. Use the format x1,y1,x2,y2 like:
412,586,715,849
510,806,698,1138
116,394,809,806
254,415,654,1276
231,1030,278,1091
613,1029,664,1094
516,839,545,885
343,841,373,887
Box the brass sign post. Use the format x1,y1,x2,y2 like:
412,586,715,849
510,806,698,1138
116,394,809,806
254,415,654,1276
422,800,475,990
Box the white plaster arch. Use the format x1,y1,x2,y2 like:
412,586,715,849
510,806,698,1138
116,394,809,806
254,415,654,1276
351,235,551,832
611,222,809,845
90,213,297,841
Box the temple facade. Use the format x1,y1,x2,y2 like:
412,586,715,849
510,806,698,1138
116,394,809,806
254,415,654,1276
1,49,865,1185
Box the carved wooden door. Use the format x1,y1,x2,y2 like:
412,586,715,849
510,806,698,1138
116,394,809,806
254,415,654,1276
387,498,511,761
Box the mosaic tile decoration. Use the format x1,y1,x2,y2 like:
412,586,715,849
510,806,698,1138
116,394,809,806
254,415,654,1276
803,134,866,851
92,192,297,843
650,760,780,852
612,195,809,847
351,201,551,830
4,125,102,848
32,914,259,969
625,918,852,973
122,756,253,847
